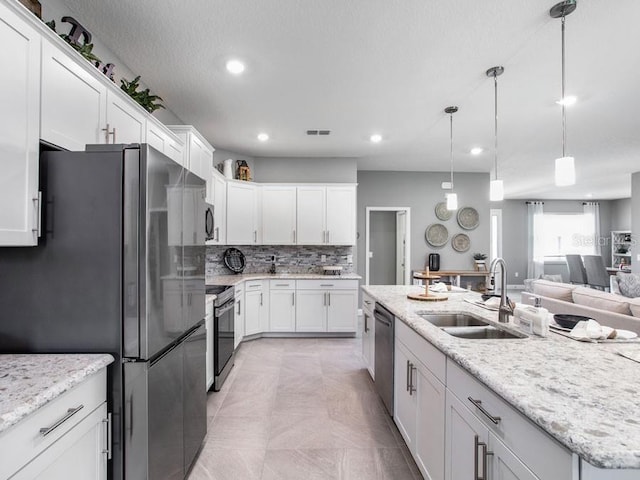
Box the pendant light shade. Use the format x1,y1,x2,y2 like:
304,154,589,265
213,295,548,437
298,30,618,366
486,65,505,202
444,106,458,210
551,0,577,187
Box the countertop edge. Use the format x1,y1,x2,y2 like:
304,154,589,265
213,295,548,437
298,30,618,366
208,273,362,286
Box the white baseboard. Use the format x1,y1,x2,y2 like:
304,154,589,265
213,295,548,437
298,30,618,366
507,284,525,290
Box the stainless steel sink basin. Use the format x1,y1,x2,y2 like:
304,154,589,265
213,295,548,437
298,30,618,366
442,326,526,339
418,313,489,328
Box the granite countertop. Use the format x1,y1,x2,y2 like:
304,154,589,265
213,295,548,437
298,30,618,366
208,273,361,286
0,354,114,434
363,285,640,470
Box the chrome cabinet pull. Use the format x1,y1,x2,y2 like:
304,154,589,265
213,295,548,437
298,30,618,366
32,193,42,237
253,230,257,243
320,284,334,287
102,413,112,459
40,405,84,436
292,292,295,306
364,313,368,333
468,397,501,425
327,292,330,306
102,123,116,143
260,293,263,306
409,363,417,395
406,360,411,392
364,300,372,306
236,300,241,315
215,226,219,241
474,434,493,480
293,230,296,243
327,230,330,243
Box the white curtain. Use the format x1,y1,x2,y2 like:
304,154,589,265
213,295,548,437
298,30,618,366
583,202,601,255
527,202,545,279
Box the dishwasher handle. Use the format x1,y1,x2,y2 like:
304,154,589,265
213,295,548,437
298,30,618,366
374,310,393,327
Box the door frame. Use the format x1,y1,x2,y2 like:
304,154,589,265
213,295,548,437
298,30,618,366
365,206,411,285
490,208,503,290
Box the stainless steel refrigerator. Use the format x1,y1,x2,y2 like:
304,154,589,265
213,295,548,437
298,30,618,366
0,144,207,480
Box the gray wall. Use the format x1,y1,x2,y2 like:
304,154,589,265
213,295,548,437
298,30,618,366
633,173,640,274
501,199,623,284
253,157,358,183
212,148,256,178
611,198,632,231
370,211,397,285
357,171,490,281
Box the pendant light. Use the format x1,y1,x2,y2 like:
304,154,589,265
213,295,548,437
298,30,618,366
444,106,458,210
487,66,505,201
550,0,577,186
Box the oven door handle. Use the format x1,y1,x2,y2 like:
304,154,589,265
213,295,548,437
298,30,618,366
215,302,235,317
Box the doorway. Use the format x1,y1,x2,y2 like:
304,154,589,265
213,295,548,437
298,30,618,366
490,208,503,290
365,207,411,285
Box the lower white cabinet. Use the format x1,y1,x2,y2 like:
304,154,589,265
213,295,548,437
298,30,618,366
295,280,358,333
361,293,375,379
205,297,214,390
269,280,296,331
0,369,109,480
234,284,244,349
394,337,445,480
295,290,327,332
244,281,268,336
326,290,358,332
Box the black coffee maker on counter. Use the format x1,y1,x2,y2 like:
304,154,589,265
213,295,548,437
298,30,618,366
428,253,440,271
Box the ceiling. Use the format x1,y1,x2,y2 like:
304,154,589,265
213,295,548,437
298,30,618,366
60,0,640,199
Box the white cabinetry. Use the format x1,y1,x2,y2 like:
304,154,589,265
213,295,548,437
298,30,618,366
295,280,358,332
262,186,297,245
361,293,375,379
167,126,215,186
0,369,109,480
234,284,245,348
0,2,40,246
394,321,446,480
210,171,227,245
269,280,296,331
296,186,356,245
205,296,214,390
244,281,268,336
146,119,184,165
226,181,260,245
611,230,632,270
105,90,146,144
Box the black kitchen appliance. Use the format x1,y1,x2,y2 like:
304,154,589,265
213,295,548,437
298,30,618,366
429,253,441,271
374,303,395,416
0,144,207,480
206,285,235,390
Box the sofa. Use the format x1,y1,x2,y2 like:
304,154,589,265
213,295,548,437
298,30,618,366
521,279,640,334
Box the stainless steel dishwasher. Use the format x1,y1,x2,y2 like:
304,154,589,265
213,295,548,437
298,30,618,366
374,303,394,416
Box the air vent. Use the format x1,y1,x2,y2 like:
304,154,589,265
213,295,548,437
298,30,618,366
306,129,331,136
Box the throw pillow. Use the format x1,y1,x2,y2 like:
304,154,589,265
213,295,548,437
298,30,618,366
617,273,640,298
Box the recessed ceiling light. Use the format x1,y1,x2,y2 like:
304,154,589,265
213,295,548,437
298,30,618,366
470,147,483,155
257,132,269,142
556,95,577,106
370,134,382,143
226,59,245,75
585,193,593,198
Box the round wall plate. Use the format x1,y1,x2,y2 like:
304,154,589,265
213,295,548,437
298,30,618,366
451,233,471,252
435,202,453,221
425,223,448,247
457,207,480,230
223,247,246,273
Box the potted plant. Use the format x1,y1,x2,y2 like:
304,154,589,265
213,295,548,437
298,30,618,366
473,253,487,271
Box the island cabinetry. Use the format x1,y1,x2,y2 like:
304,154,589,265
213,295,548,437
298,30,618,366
0,369,109,480
394,320,446,480
269,280,296,331
445,360,573,480
0,1,41,246
361,292,375,379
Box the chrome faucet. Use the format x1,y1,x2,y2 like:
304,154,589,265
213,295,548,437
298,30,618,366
489,257,513,323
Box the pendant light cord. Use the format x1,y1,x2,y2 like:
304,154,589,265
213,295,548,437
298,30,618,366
561,14,567,158
449,112,454,189
493,72,498,181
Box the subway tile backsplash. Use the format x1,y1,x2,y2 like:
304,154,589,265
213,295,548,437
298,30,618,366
206,245,354,278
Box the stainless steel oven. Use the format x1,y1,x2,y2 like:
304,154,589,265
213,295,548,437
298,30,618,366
207,285,235,390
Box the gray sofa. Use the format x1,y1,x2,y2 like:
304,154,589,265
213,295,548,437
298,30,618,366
521,279,640,335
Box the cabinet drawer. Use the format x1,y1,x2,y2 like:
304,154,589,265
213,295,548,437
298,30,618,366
296,279,359,290
270,280,295,289
0,369,106,480
395,320,446,383
245,280,263,291
362,292,374,313
446,360,572,479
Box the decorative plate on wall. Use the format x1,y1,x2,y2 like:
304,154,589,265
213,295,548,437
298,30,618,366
451,233,471,252
457,207,480,230
435,202,453,221
425,223,449,247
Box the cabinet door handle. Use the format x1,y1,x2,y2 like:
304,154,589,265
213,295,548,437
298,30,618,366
236,300,241,315
102,412,112,459
406,360,411,392
260,293,263,306
215,226,219,241
474,434,493,480
254,230,257,243
364,300,371,306
364,313,368,333
468,397,501,425
409,363,417,395
32,193,42,238
323,292,327,306
102,123,116,143
39,405,84,436
293,230,296,243
327,292,330,306
292,292,295,306
327,230,330,243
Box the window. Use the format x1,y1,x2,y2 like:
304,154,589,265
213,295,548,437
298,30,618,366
539,213,596,258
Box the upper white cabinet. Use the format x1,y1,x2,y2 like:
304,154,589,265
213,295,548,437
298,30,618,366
168,126,214,184
105,90,146,144
209,170,227,245
40,40,106,151
226,181,260,245
296,185,356,245
262,186,297,245
146,118,184,165
0,2,41,246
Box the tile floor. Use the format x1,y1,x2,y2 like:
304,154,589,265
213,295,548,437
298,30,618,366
188,337,422,480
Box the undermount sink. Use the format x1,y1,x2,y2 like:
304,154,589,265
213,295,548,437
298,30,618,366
442,326,526,340
417,312,526,340
418,312,489,328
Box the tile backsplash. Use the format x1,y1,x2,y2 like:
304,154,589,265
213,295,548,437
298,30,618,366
206,245,354,277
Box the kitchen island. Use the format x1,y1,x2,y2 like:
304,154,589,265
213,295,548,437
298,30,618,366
364,285,640,479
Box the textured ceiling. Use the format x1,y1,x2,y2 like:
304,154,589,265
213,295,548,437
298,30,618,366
60,0,640,199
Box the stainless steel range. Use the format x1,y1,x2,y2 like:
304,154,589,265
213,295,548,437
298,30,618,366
206,285,235,390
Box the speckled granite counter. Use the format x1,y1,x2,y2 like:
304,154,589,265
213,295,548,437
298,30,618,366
208,273,361,286
0,354,114,434
363,285,640,470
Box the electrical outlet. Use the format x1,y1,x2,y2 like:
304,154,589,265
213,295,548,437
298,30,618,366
514,272,519,278
347,254,353,263
321,255,327,263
